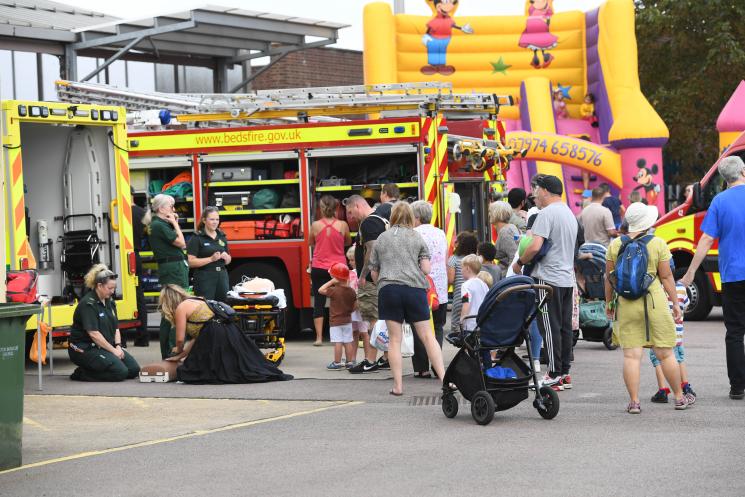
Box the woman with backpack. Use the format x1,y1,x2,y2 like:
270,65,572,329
139,284,293,383
605,202,688,413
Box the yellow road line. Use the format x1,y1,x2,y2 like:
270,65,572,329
22,417,50,432
1,400,362,475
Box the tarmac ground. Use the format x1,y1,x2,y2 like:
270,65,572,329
1,310,743,497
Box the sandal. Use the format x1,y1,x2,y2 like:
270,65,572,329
414,371,432,379
389,390,403,396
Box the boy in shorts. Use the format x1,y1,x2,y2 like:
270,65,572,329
319,263,358,370
649,268,696,404
347,246,369,357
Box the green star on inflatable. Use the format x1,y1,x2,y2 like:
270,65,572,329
490,57,511,75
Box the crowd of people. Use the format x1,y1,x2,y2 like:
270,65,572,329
65,157,745,409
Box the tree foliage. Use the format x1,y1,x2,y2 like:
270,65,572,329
635,0,745,182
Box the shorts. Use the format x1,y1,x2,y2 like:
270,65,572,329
356,282,379,322
351,310,369,333
330,323,354,343
378,284,430,324
649,344,685,367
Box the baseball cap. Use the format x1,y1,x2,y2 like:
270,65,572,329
534,174,563,196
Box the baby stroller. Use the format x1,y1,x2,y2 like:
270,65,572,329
575,242,616,350
442,276,559,425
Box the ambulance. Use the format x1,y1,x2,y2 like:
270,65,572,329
2,100,139,337
56,82,520,334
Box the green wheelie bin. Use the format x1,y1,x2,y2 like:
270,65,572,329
0,303,40,471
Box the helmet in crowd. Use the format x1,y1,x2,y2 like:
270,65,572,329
329,262,350,281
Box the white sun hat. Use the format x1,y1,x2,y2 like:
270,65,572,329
625,202,659,233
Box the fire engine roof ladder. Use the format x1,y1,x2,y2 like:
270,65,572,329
56,80,515,127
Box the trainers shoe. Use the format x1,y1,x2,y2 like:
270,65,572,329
651,388,669,403
326,361,345,371
345,361,357,369
685,392,696,406
683,384,697,398
542,374,563,391
347,359,379,374
730,388,745,400
376,356,390,370
627,401,641,414
561,374,572,389
674,396,688,410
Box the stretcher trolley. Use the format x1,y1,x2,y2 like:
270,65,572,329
226,294,286,365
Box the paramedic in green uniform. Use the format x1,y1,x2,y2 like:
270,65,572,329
148,193,188,359
187,206,232,301
68,265,140,381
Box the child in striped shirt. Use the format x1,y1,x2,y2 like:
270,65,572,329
649,275,696,404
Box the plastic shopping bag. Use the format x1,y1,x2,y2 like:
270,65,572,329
29,321,50,365
401,323,414,358
370,320,389,352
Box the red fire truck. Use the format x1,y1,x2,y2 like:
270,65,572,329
58,82,521,334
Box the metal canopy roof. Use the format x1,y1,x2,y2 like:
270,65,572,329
72,6,348,62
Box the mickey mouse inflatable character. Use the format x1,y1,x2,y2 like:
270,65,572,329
421,0,473,76
633,158,661,205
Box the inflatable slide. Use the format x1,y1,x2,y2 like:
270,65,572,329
363,0,668,212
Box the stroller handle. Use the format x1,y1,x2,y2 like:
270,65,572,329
495,283,553,303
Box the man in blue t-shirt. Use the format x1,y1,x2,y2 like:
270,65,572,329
682,156,745,400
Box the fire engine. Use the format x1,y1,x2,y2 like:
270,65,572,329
1,99,139,336
56,81,520,334
655,135,745,320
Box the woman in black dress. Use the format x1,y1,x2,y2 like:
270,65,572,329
142,284,292,384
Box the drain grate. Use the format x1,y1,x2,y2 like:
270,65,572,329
409,394,468,406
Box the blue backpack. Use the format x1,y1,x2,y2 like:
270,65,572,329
612,234,655,340
613,234,655,299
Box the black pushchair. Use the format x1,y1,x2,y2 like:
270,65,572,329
575,242,616,350
442,276,559,425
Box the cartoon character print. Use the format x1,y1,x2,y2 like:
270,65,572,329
421,0,473,76
518,0,558,69
633,159,661,205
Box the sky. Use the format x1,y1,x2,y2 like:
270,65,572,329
61,0,606,51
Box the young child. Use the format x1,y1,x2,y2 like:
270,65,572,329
319,262,357,370
649,264,696,404
477,242,502,285
459,254,490,333
477,270,494,289
346,246,368,357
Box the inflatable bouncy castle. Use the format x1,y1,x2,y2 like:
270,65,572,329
363,0,668,212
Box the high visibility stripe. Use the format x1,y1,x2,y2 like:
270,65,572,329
8,148,28,266
116,151,134,252
442,182,456,256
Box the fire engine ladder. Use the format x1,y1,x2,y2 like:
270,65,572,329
56,80,515,126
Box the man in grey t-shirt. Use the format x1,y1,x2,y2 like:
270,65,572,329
512,174,577,389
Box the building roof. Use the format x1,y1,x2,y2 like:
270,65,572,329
0,0,117,42
0,1,348,64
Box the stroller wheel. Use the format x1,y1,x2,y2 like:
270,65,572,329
471,391,495,425
603,327,618,350
442,393,459,418
537,386,560,420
